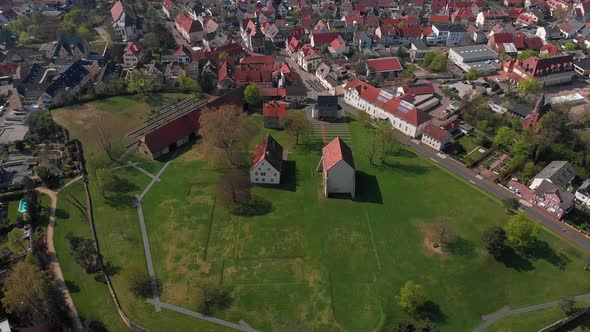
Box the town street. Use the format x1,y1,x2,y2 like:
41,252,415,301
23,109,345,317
339,102,590,253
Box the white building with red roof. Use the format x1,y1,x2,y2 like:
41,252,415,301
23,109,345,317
317,137,356,198
162,0,176,18
250,134,284,184
297,45,323,71
365,57,403,79
475,10,509,30
421,124,452,151
343,80,432,138
506,54,574,86
174,12,203,44
123,42,144,68
111,0,139,42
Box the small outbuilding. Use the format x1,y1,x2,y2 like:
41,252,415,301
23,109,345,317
317,137,356,198
312,96,342,120
262,101,286,129
250,134,283,185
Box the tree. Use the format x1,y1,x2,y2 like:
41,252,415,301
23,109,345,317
216,168,251,208
18,31,30,44
363,131,379,165
130,274,154,299
199,105,254,166
356,61,367,76
464,68,479,80
66,233,100,273
7,227,27,254
560,298,578,316
244,84,261,107
565,41,577,51
398,280,427,316
553,5,571,22
482,226,507,259
97,125,117,163
178,74,201,94
321,9,334,20
280,111,309,145
429,54,448,72
505,212,540,252
502,197,520,212
127,69,153,97
415,319,440,332
494,126,515,148
516,77,541,96
433,220,457,247
517,49,539,61
357,111,373,128
144,32,161,50
377,123,397,163
2,261,70,326
199,284,233,315
95,168,118,198
422,52,436,67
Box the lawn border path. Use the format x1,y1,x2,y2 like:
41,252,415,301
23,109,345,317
129,159,260,331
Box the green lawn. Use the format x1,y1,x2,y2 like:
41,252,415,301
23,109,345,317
52,93,193,154
488,302,589,332
56,111,590,331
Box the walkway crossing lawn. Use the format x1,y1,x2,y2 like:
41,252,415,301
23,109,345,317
59,114,590,331
309,119,352,145
135,117,590,331
487,302,589,332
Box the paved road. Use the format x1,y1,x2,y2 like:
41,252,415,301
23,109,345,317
339,102,590,253
36,177,85,331
474,293,590,331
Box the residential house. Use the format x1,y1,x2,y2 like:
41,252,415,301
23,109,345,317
558,21,584,39
316,62,340,95
574,58,590,77
476,10,509,30
509,179,575,219
123,42,144,68
507,54,574,86
366,57,403,79
328,35,348,57
317,137,356,198
487,33,517,54
353,31,372,50
162,0,176,18
297,45,322,71
343,80,432,138
250,134,283,184
111,0,139,42
530,161,577,190
466,25,487,44
536,26,561,41
263,101,287,128
312,95,342,120
396,83,440,111
310,32,341,47
409,39,430,63
175,12,203,44
427,23,467,46
452,8,477,26
43,35,89,62
421,124,452,151
241,19,266,53
575,179,590,206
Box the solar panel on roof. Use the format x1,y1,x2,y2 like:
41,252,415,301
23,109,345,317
377,96,388,103
398,106,410,113
400,100,415,109
379,90,394,99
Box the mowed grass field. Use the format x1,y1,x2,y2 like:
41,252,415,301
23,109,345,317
52,93,192,154
54,103,590,332
487,301,590,332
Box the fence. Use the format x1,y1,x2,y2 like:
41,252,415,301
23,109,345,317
538,308,590,332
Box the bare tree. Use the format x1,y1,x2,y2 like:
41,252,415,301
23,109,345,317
377,123,396,163
216,168,251,208
61,188,87,219
97,124,121,164
433,220,457,247
199,105,254,166
362,131,379,165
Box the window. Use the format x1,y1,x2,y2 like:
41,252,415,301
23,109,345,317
261,172,266,176
267,168,271,171
271,178,274,182
255,172,258,175
262,178,265,182
255,178,258,181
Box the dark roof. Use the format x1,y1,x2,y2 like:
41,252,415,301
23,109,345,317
251,134,283,171
575,58,590,70
535,180,575,210
317,95,338,107
433,23,467,33
45,60,90,97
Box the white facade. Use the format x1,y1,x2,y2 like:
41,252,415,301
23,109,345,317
250,159,281,184
421,133,450,151
343,88,430,138
323,160,355,198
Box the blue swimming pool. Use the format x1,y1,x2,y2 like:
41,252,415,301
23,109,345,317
18,199,27,213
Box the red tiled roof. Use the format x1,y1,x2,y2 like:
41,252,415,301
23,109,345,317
111,0,124,22
402,15,420,26
430,14,450,23
401,26,422,38
322,137,355,171
519,54,574,76
141,87,245,155
235,70,273,84
240,55,276,65
0,64,18,77
263,101,287,117
163,0,175,11
400,83,435,95
311,32,341,46
344,79,431,126
124,42,143,55
259,87,286,97
452,8,475,22
251,134,283,170
344,15,365,26
540,43,559,56
367,57,403,72
175,12,203,33
422,124,450,142
422,26,433,36
525,36,543,50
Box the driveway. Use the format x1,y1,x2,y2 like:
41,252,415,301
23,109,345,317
280,51,332,100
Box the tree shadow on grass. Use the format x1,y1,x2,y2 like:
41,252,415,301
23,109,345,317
355,171,383,204
377,161,428,175
230,195,273,217
446,236,476,258
104,193,135,208
55,208,69,219
499,246,534,272
114,178,140,193
296,140,324,155
529,240,572,271
64,280,80,293
103,261,121,276
418,301,448,324
395,147,418,159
